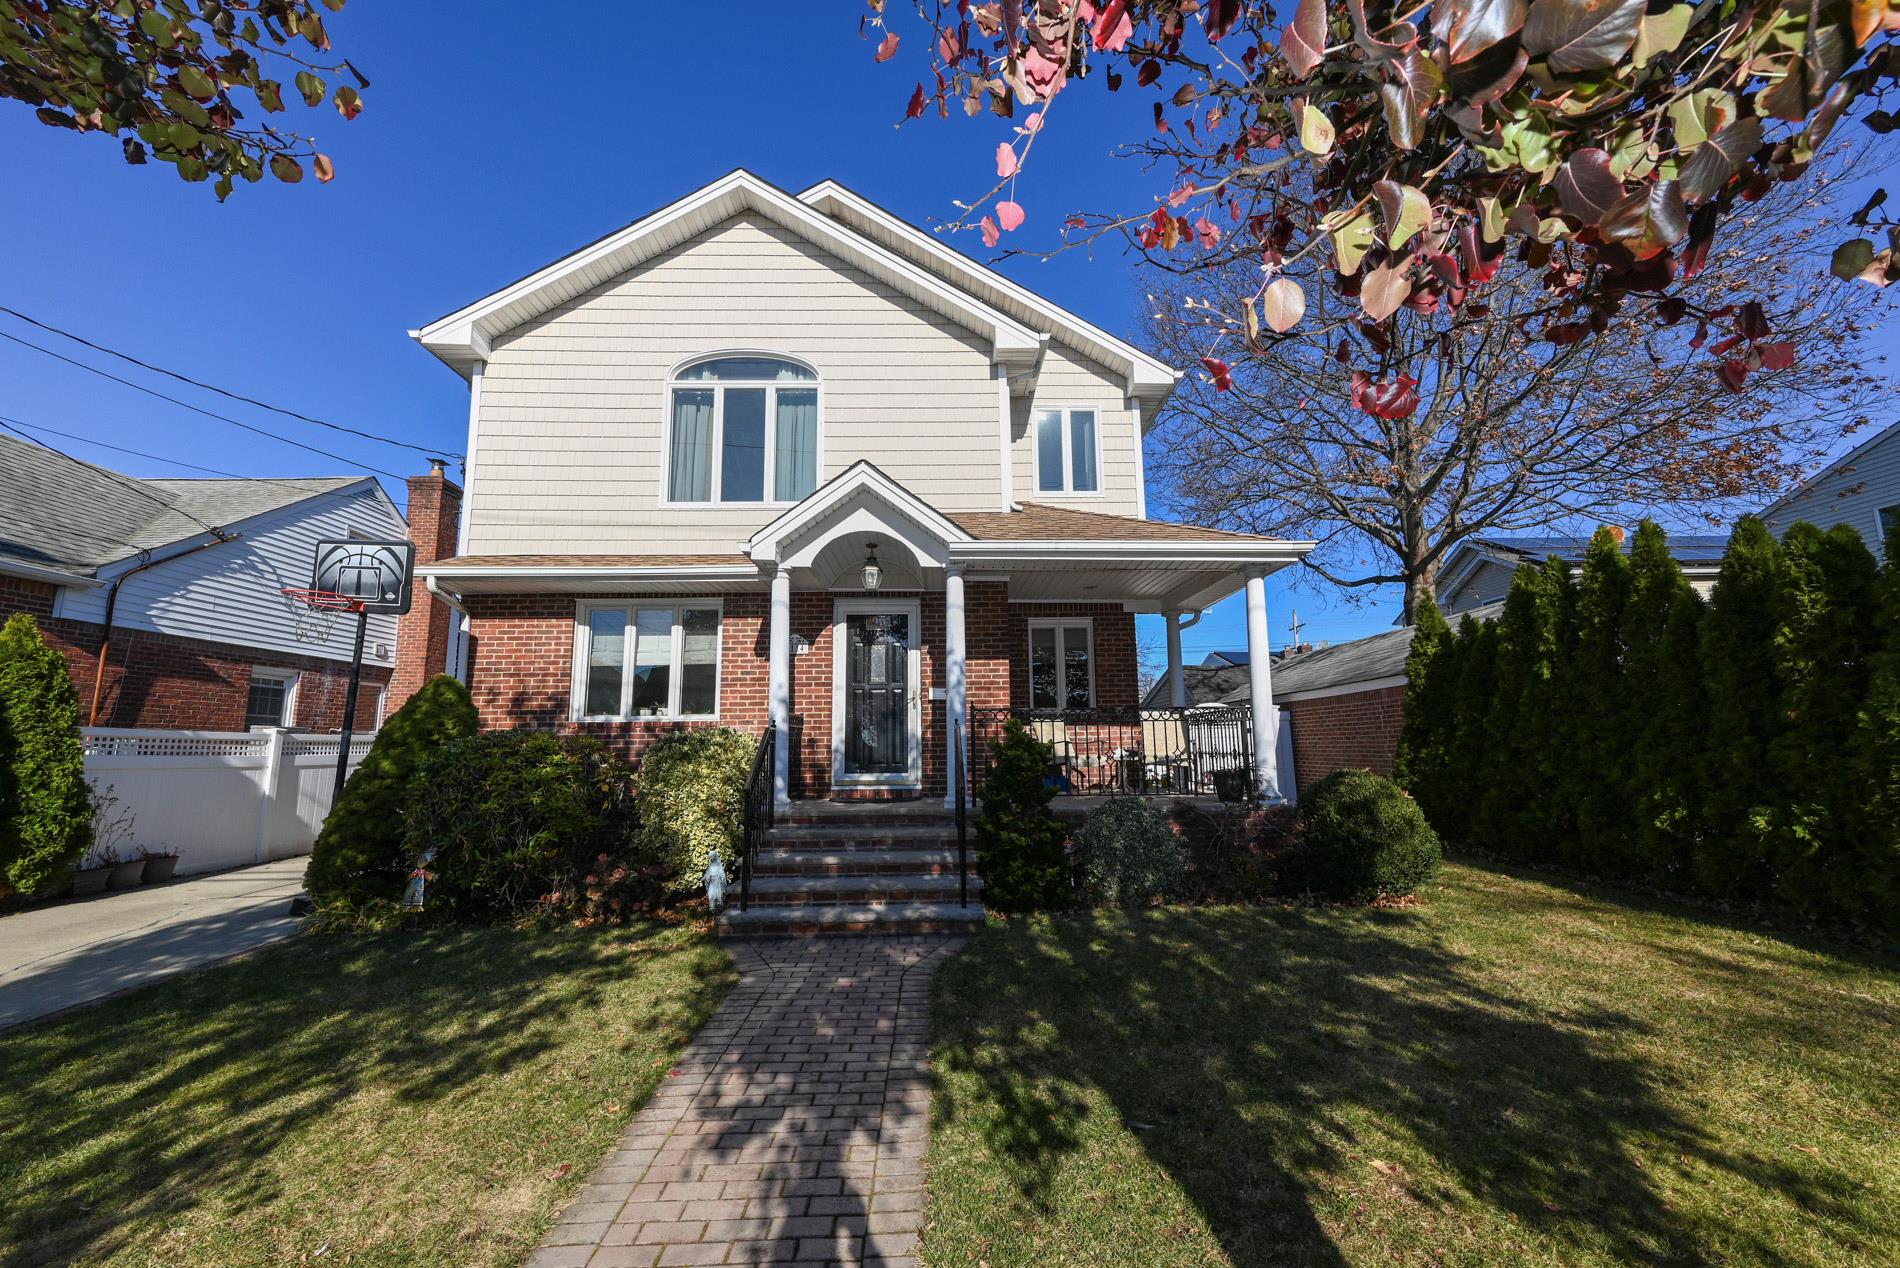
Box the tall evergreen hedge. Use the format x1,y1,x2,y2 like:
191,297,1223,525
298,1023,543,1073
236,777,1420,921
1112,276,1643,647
1396,518,1900,937
0,614,91,896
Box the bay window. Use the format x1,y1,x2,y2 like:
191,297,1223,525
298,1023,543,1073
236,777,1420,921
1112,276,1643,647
1028,619,1094,709
576,603,722,719
667,356,820,504
1033,407,1100,494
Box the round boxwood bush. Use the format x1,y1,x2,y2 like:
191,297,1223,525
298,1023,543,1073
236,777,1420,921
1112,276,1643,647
633,727,754,896
1074,795,1187,909
1293,768,1442,902
403,731,646,923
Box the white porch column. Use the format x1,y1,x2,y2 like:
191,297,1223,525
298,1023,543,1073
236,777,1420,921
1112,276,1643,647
768,563,793,808
1243,570,1281,801
943,564,968,809
1164,610,1186,708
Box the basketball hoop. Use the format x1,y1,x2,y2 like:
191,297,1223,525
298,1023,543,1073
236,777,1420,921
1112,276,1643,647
282,587,365,645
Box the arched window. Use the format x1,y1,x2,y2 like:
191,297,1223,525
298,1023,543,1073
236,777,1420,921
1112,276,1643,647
667,355,820,504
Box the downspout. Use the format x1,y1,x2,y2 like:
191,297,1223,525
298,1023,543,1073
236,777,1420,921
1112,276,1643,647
88,531,240,726
425,574,470,680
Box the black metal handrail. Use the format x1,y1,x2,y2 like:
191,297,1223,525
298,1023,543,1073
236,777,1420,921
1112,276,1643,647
738,720,777,913
968,705,1255,801
953,720,969,908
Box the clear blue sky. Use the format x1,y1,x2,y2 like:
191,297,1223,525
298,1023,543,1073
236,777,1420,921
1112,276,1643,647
0,5,1887,665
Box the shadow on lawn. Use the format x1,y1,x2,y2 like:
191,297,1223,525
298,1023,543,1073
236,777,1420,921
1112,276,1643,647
0,923,729,1268
933,902,1875,1268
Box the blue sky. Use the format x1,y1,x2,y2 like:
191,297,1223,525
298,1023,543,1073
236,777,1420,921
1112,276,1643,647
0,5,1888,665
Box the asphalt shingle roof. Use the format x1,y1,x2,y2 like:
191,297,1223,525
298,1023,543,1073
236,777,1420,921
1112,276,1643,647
1474,533,1730,565
0,432,361,576
1220,602,1505,701
1140,662,1252,708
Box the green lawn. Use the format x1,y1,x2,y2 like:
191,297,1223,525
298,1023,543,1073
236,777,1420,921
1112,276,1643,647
926,862,1900,1267
0,922,734,1267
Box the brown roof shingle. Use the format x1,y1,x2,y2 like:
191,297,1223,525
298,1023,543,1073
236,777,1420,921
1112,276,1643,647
426,554,753,569
949,503,1278,542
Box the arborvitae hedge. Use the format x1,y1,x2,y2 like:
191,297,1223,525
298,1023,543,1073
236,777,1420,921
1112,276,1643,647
1397,517,1900,938
0,614,91,896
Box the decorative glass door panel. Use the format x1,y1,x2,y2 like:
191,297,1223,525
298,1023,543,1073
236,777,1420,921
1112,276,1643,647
844,613,910,775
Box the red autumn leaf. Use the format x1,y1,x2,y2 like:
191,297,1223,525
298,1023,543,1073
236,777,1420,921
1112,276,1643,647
1092,0,1134,51
996,141,1019,178
996,200,1025,231
1350,371,1422,418
1205,0,1244,42
1281,0,1328,78
875,31,901,62
1718,358,1750,391
1758,341,1796,370
980,216,1001,247
1194,215,1222,249
906,83,927,118
1201,356,1234,390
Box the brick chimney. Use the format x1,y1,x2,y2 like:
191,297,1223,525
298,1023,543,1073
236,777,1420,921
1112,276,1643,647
388,459,463,712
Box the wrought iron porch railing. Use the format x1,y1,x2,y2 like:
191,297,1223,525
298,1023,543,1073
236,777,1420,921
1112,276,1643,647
738,720,777,913
968,705,1255,801
953,721,970,908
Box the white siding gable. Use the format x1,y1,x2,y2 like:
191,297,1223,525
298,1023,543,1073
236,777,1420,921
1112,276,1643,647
468,213,1012,555
1010,342,1145,517
1762,422,1900,554
57,483,407,667
1440,558,1516,614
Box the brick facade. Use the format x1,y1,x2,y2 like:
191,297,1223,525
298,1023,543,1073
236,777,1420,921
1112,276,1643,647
0,574,388,732
459,583,1139,797
1282,684,1406,792
387,463,463,712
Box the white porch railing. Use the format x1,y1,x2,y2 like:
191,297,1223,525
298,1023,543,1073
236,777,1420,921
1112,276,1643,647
81,728,372,877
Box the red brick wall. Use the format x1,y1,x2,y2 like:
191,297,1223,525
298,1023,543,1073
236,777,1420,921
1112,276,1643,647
388,465,463,711
1283,684,1406,791
0,575,388,732
459,585,1140,797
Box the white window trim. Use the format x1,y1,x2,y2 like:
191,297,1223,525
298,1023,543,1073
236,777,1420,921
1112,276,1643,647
246,667,300,730
1031,405,1105,498
660,355,824,509
830,597,923,788
1026,617,1096,709
570,599,725,721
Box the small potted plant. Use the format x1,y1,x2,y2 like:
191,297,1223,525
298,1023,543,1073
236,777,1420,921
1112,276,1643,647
107,851,147,890
87,781,148,889
71,843,115,896
138,845,179,884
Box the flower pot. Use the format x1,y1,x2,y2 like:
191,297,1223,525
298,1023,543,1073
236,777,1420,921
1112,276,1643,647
108,859,147,890
141,855,179,884
72,866,112,896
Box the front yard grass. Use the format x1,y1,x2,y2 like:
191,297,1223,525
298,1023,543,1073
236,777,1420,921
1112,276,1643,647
927,861,1900,1267
0,921,734,1267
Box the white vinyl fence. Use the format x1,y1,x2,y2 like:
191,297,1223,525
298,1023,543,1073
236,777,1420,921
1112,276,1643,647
81,728,372,876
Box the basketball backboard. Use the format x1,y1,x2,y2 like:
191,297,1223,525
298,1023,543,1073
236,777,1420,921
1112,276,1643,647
311,538,415,614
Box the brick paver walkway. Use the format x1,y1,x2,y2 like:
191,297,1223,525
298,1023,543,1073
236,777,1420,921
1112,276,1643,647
528,936,964,1268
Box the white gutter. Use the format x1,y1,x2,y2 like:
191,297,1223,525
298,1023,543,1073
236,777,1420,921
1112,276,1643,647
0,559,102,588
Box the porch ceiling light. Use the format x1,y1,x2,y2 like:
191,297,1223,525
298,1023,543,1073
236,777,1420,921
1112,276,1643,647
860,543,883,592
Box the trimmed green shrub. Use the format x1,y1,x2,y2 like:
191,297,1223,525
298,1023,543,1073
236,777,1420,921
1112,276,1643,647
1854,542,1900,936
305,674,478,906
1074,796,1187,909
0,614,90,897
1565,528,1633,871
1632,579,1707,885
404,731,646,923
1393,595,1453,807
1477,559,1572,855
974,718,1072,912
633,727,753,895
1438,615,1496,845
1292,768,1441,902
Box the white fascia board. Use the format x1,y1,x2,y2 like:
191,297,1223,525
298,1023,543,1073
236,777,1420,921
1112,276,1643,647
419,563,763,595
1277,674,1408,704
746,461,973,562
947,539,1314,565
0,559,101,588
798,181,1181,399
412,171,1040,376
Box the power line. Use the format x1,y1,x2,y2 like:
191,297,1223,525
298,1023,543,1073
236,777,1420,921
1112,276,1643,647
0,328,407,480
0,417,230,540
0,415,355,498
0,305,458,461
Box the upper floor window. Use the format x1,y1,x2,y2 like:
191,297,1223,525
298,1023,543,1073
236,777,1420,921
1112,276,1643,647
1880,505,1898,555
667,356,820,505
1033,407,1100,495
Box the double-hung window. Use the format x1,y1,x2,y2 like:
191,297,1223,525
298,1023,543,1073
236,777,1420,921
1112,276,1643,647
1033,407,1100,494
1027,620,1094,709
576,603,721,719
667,356,820,504
245,668,298,729
1880,504,1899,555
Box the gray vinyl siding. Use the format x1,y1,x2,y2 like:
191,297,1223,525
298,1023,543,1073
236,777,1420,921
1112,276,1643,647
1440,559,1517,615
1010,341,1144,516
468,213,1007,554
1762,424,1900,555
56,484,406,667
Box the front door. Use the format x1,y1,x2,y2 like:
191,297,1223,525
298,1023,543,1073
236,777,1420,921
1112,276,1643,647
843,612,911,777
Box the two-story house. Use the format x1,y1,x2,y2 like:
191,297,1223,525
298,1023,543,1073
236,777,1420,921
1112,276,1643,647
397,172,1311,816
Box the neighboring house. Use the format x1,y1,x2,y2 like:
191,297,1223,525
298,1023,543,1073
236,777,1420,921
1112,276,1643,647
0,431,411,732
1434,533,1728,614
1138,661,1251,708
397,170,1313,807
1760,417,1900,552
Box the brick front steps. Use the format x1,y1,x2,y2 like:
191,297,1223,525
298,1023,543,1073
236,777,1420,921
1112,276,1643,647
717,801,984,937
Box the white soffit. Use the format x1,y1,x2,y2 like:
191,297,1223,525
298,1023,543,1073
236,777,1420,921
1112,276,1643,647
798,180,1182,409
411,170,1042,377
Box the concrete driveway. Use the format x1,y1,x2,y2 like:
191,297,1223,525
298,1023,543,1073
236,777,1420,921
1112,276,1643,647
0,858,308,1030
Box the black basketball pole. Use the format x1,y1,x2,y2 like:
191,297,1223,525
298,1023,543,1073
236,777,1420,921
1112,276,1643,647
334,607,369,802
